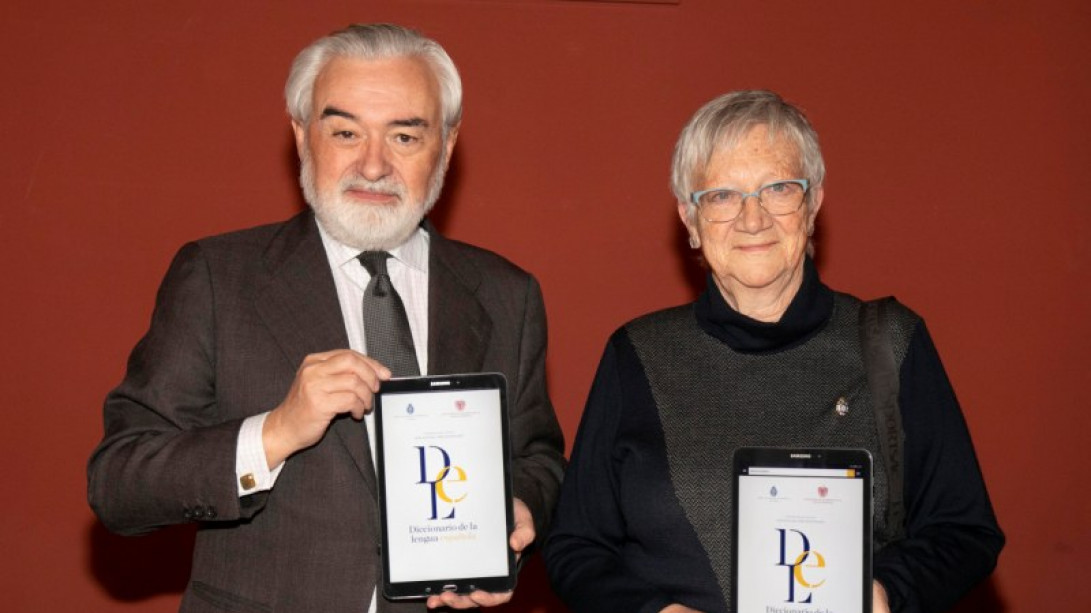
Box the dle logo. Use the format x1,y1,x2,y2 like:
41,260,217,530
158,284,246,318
775,528,827,603
415,446,468,520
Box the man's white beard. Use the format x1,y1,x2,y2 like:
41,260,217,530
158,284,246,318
299,147,446,251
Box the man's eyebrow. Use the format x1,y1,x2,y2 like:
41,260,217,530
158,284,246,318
319,106,356,121
390,118,429,128
317,108,429,129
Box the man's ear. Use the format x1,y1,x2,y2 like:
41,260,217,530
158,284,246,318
442,123,460,169
291,119,306,155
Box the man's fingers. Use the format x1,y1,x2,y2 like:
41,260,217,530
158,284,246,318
270,351,390,456
509,498,535,554
426,590,513,609
296,353,390,410
305,350,392,382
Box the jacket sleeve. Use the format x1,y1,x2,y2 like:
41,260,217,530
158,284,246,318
507,275,567,543
87,242,266,535
873,321,1004,613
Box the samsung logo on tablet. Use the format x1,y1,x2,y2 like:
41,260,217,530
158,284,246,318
790,453,813,459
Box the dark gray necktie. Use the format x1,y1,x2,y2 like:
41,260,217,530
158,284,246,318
358,251,420,377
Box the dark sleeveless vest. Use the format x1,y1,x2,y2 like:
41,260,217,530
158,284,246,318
623,292,917,606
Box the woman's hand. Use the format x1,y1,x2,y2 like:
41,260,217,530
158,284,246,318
659,605,705,613
658,581,887,613
873,580,891,613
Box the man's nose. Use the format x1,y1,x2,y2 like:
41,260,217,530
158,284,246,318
356,138,392,181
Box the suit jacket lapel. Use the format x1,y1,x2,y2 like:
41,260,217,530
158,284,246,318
253,212,377,493
427,229,492,375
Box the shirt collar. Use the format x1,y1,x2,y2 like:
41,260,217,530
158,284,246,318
316,221,431,272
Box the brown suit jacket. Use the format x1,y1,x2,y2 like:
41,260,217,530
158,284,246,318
88,212,565,612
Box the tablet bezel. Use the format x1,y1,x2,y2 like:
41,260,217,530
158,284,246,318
731,447,873,612
374,372,517,600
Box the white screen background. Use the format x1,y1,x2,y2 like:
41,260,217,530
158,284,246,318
381,388,509,583
737,471,864,613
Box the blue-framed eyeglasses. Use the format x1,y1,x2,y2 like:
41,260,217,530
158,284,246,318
690,179,809,223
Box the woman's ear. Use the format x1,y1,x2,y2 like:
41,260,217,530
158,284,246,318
677,201,701,249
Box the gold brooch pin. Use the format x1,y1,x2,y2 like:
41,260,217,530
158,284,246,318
835,397,849,417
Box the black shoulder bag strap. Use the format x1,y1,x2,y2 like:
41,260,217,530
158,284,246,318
859,298,907,542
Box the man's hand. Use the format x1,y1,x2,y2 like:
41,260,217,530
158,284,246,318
425,498,536,609
263,349,390,468
509,497,535,562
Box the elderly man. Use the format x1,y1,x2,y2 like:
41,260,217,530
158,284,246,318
89,24,565,613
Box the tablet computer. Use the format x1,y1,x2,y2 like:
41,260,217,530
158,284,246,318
374,373,516,599
732,447,872,613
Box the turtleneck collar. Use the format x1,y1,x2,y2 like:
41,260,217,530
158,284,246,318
694,257,834,353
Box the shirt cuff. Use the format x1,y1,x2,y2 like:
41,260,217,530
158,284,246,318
236,412,284,497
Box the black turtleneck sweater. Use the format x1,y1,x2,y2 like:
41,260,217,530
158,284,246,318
544,260,1003,613
695,257,835,353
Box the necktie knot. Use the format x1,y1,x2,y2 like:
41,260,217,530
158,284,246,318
358,250,391,275
358,251,392,297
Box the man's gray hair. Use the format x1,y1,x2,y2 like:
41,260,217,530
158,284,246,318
670,90,825,217
285,23,462,133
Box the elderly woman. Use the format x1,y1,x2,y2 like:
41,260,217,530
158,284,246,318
543,90,1003,613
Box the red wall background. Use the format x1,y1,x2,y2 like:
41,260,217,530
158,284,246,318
1,1,1087,611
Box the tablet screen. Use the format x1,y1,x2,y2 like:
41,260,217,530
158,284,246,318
733,448,872,613
375,373,515,599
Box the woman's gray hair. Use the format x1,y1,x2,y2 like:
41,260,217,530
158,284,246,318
285,24,462,134
670,90,825,218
